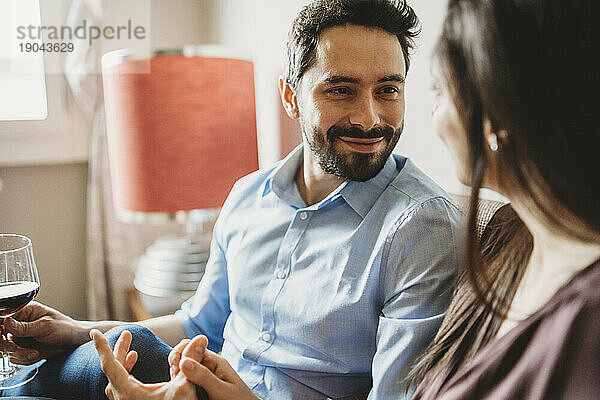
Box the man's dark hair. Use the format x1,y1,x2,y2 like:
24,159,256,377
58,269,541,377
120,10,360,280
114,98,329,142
285,0,421,88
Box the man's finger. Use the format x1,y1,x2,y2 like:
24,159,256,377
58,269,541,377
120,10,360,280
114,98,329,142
196,349,221,374
90,329,130,389
168,338,190,379
113,330,132,365
168,339,190,365
8,334,35,349
180,357,228,396
105,384,115,400
3,317,42,338
8,348,41,365
5,336,70,365
0,337,17,353
181,335,208,362
124,350,138,373
11,302,43,321
2,335,41,365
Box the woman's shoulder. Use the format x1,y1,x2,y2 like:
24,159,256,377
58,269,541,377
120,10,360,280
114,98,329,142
508,270,600,397
437,283,600,399
443,258,600,399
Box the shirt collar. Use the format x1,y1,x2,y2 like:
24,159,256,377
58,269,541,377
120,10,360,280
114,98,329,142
262,144,304,200
262,144,399,218
339,155,398,219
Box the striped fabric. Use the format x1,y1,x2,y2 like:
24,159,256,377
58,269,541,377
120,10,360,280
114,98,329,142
451,194,506,239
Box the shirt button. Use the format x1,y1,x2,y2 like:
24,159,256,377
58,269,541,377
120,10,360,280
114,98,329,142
276,270,287,279
299,211,308,220
261,332,272,342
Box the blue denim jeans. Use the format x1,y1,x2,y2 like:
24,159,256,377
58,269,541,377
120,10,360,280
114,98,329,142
1,325,172,400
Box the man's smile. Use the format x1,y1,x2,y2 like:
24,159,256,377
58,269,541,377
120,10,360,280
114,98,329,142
337,136,385,153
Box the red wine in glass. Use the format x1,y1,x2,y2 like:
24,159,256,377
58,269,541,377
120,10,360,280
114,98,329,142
0,281,40,317
0,234,40,389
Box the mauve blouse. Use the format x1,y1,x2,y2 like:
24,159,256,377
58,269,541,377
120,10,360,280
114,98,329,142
414,206,600,400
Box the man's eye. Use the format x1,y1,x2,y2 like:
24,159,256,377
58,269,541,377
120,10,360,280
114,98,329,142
381,86,398,94
329,87,351,95
378,86,400,98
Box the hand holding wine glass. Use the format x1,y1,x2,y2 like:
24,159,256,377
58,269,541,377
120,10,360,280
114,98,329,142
0,233,40,389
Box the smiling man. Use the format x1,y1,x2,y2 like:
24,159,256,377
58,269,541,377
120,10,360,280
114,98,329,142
287,23,407,201
1,1,460,399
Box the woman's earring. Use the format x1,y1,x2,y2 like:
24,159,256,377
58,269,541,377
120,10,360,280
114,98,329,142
488,134,499,152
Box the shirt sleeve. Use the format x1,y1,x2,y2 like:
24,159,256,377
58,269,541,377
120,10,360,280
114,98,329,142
174,205,232,353
368,197,460,399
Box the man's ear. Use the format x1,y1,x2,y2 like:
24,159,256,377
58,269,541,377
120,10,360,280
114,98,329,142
279,76,300,119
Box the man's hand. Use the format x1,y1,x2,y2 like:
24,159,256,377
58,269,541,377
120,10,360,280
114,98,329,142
1,302,90,364
176,338,261,400
91,329,198,400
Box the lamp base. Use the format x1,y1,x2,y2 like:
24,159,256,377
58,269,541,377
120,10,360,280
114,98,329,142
134,234,210,316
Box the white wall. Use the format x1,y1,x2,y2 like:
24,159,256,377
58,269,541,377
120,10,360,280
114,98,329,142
403,1,461,193
0,163,88,318
209,0,307,167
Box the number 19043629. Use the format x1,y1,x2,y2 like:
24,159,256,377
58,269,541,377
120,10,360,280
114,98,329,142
19,42,74,52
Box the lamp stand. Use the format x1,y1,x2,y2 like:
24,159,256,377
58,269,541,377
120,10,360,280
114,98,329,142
133,209,219,317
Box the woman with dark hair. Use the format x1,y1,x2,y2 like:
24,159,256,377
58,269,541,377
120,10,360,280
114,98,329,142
409,0,600,398
92,0,600,399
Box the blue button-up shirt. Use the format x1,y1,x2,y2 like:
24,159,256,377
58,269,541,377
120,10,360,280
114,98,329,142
175,145,460,399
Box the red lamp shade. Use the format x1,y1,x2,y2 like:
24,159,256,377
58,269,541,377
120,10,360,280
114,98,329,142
101,47,259,214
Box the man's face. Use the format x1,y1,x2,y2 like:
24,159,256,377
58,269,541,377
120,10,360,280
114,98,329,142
295,24,406,181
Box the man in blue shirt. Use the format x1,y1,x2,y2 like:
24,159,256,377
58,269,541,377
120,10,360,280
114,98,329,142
2,1,460,399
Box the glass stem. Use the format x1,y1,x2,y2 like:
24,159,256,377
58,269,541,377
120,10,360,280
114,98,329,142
0,353,12,375
0,323,15,375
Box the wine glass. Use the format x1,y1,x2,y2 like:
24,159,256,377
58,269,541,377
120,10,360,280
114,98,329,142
0,234,40,389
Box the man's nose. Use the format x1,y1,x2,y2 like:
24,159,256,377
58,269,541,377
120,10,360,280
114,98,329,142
348,94,381,131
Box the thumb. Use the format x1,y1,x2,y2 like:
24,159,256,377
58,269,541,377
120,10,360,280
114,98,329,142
3,317,41,338
180,357,229,395
181,335,208,362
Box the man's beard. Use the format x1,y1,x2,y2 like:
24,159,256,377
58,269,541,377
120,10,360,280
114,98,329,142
303,121,404,182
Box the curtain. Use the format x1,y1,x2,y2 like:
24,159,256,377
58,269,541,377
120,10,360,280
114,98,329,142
64,0,135,320
63,0,214,321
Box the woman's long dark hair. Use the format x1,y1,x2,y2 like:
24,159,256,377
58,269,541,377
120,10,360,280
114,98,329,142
409,0,600,393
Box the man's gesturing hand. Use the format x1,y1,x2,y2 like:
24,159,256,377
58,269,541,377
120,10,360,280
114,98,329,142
91,329,199,400
0,301,89,364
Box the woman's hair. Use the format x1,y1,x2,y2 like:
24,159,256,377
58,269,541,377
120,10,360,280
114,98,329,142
409,0,600,391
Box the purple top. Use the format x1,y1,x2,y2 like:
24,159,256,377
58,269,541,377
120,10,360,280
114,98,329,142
415,207,600,399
